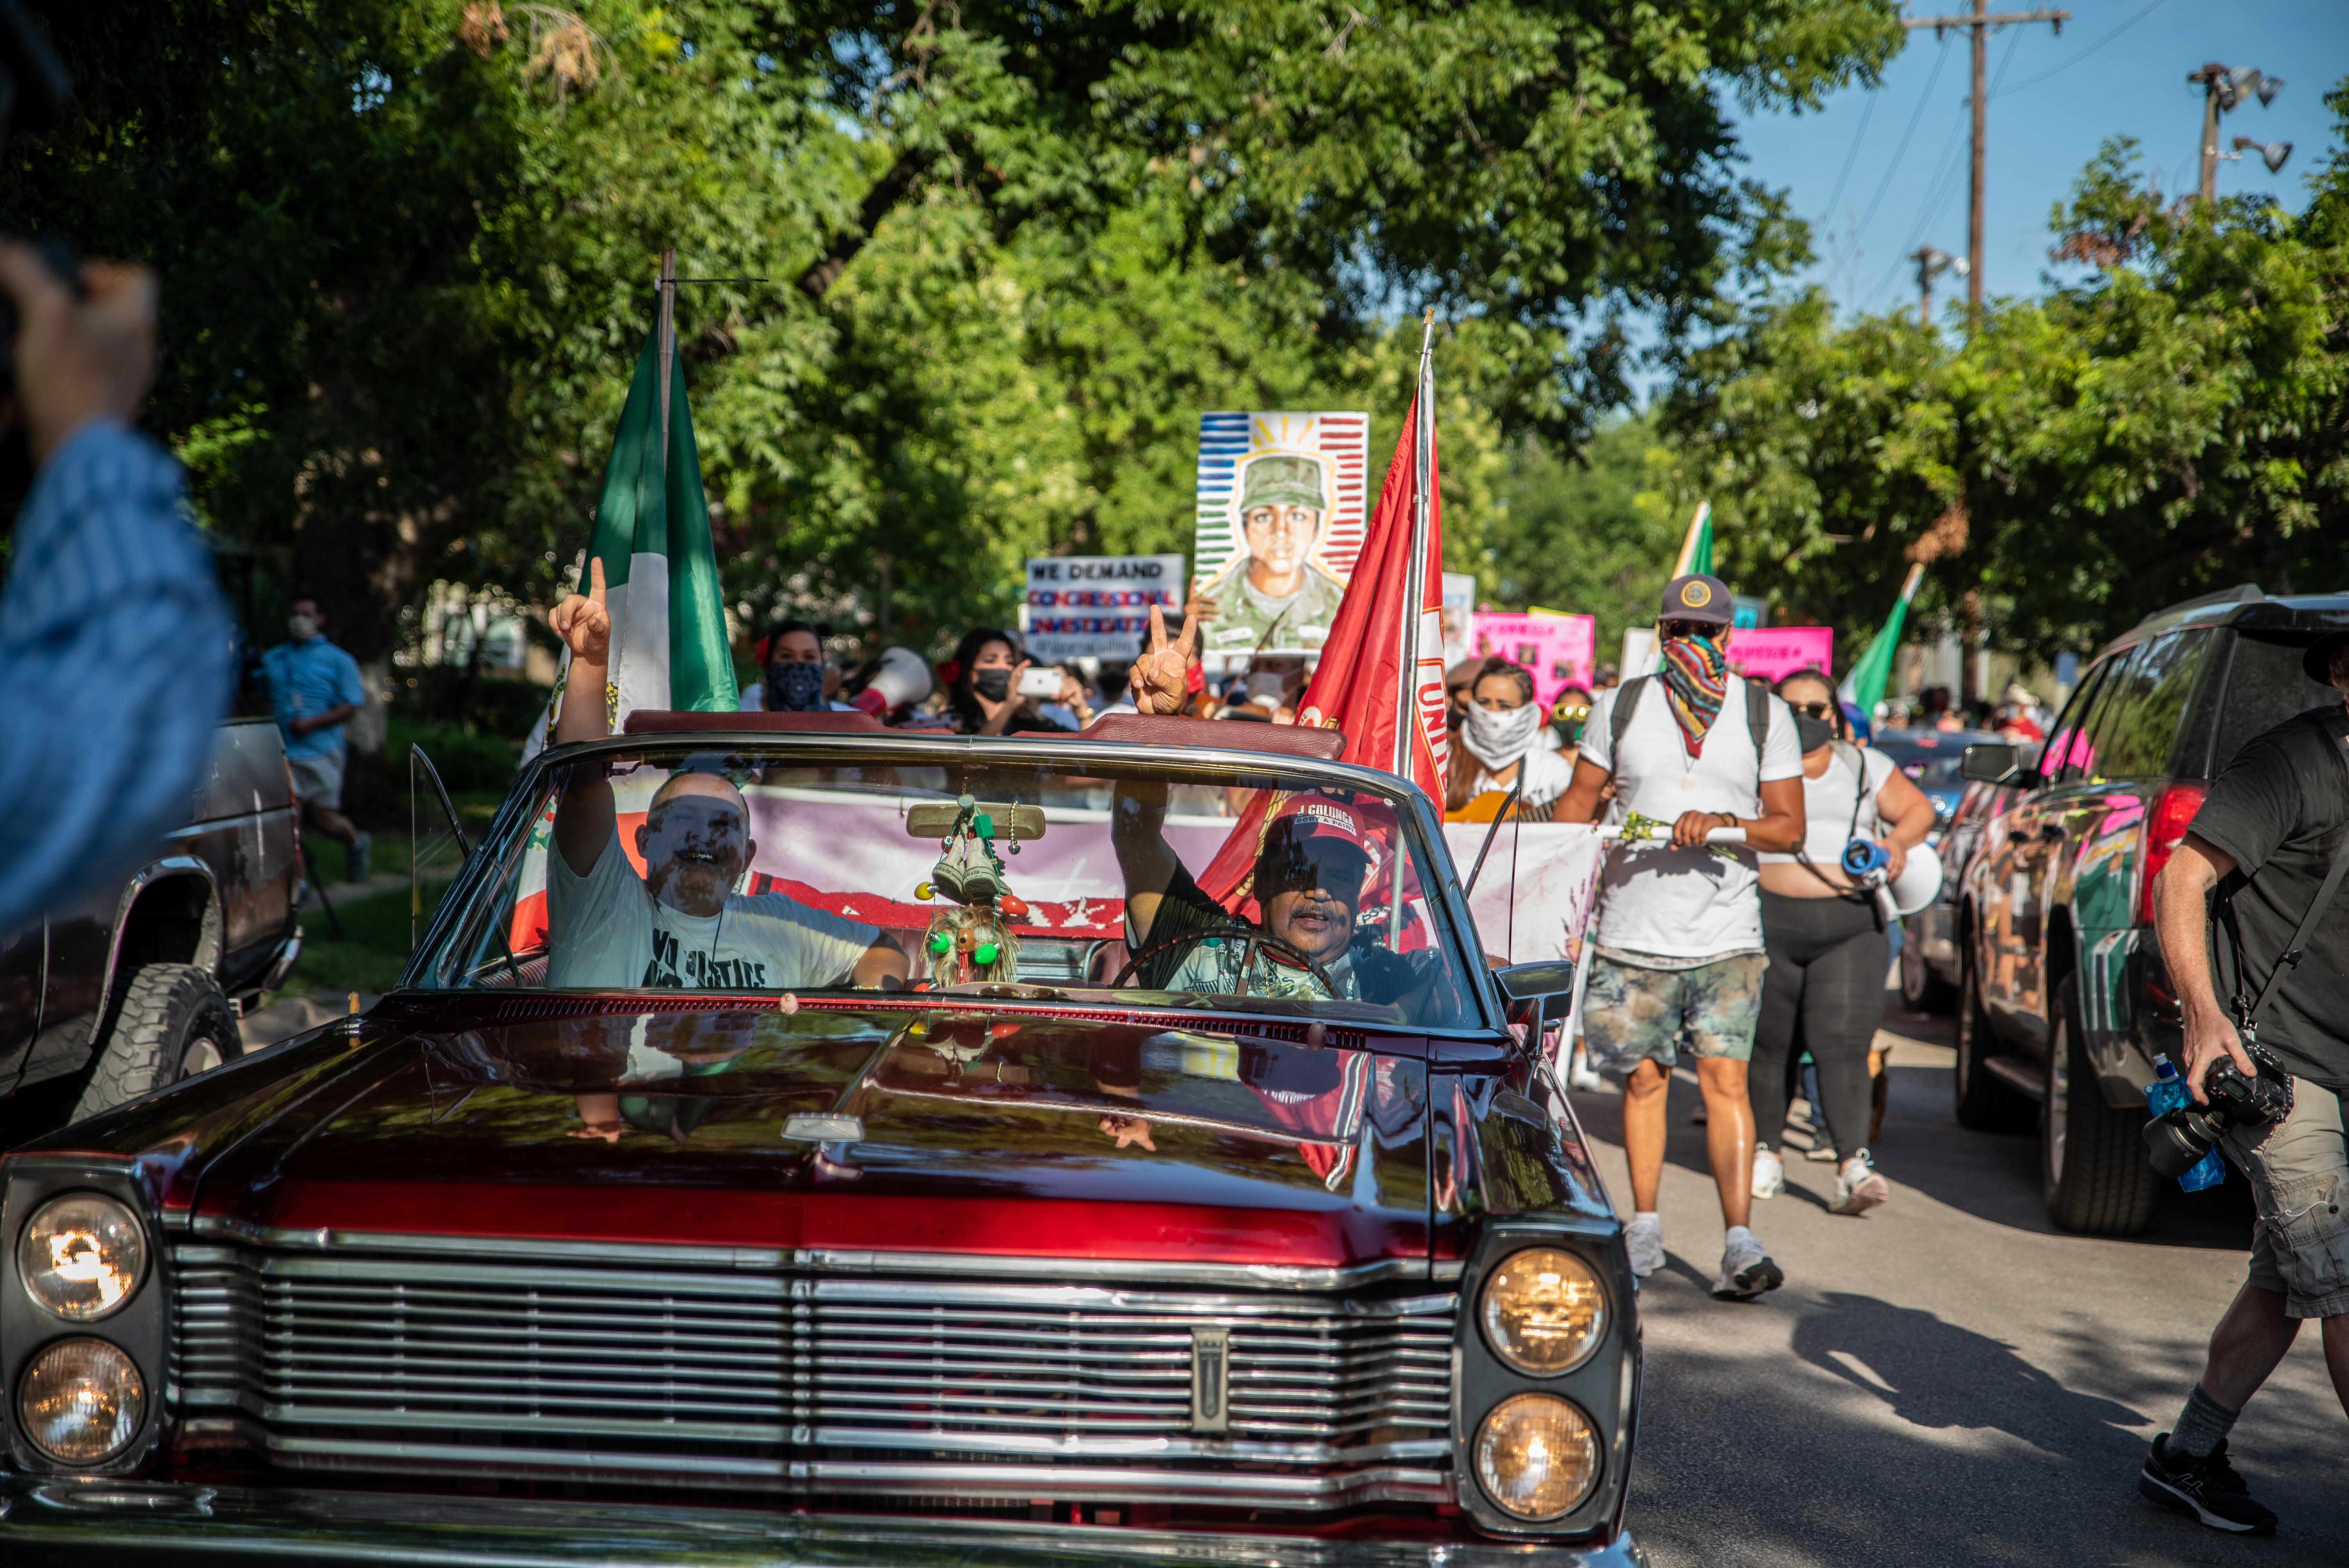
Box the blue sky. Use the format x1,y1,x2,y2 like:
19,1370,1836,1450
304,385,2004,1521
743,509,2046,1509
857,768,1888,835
1729,0,2349,321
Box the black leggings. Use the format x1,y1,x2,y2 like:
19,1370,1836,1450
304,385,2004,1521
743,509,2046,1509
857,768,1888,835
1753,889,1886,1159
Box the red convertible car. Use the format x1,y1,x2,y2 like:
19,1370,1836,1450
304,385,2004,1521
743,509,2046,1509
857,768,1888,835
0,714,1641,1565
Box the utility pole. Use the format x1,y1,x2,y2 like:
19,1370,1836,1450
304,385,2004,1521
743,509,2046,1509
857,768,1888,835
2188,63,2287,205
1911,246,1964,326
1903,2,2069,321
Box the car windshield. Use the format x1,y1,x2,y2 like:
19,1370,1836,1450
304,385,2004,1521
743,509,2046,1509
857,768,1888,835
410,739,1489,1030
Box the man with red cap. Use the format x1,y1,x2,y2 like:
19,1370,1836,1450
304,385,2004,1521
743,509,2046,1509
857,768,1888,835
1113,788,1386,1002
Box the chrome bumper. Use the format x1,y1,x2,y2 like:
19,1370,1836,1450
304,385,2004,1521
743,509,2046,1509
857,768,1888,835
0,1477,1647,1566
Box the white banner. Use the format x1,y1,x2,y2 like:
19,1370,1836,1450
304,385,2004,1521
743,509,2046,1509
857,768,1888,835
1025,554,1187,662
1442,821,1608,965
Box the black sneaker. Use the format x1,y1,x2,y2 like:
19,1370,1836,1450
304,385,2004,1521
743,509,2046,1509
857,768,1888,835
2138,1434,2277,1535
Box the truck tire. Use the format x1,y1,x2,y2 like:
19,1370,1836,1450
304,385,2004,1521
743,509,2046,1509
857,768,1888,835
2042,974,2159,1235
1953,938,2031,1133
1899,925,1957,1014
71,963,241,1122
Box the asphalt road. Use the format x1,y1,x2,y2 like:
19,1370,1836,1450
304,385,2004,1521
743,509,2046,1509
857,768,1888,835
1566,990,2348,1568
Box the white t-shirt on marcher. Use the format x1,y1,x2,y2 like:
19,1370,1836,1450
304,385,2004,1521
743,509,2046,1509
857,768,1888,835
1577,677,1803,960
1468,746,1576,812
1757,745,1896,867
546,836,878,990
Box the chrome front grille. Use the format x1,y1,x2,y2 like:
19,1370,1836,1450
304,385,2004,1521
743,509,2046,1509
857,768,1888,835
171,1234,1455,1507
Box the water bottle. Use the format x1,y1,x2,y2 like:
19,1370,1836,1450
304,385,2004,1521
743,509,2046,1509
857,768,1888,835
2144,1057,2224,1191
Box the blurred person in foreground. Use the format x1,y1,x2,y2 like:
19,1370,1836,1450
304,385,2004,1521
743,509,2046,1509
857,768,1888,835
2136,632,2349,1537
260,595,371,881
0,243,233,937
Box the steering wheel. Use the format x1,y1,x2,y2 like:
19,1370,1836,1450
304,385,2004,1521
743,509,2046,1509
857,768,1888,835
1109,921,1340,998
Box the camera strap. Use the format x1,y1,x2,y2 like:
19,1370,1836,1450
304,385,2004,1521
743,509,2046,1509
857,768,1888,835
2227,734,2349,1038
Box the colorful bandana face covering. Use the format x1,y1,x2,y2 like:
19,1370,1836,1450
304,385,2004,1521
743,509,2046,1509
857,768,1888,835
1659,632,1729,756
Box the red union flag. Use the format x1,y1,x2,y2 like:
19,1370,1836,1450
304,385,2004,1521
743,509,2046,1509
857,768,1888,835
1196,337,1450,908
1293,390,1449,795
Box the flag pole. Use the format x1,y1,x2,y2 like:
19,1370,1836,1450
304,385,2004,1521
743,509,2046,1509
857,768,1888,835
1670,500,1711,577
656,247,678,469
1394,308,1436,777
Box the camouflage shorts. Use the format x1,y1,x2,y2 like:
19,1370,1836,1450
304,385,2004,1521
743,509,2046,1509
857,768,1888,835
1581,952,1766,1076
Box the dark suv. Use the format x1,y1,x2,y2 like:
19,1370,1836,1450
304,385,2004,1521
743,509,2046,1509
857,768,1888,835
1952,586,2346,1235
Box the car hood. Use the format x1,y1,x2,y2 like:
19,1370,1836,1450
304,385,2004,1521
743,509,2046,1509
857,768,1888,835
189,1002,1436,1273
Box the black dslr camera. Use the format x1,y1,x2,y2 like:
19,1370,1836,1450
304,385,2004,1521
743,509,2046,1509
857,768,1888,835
2142,1055,2292,1180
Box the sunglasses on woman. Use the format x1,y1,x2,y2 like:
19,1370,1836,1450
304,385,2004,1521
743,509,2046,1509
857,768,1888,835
1788,700,1837,720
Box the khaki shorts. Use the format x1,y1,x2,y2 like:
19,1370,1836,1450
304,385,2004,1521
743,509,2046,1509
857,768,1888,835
2226,1077,2349,1319
1581,952,1766,1076
288,750,347,813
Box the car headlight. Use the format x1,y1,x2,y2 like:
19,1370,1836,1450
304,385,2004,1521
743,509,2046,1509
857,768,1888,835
17,1193,147,1321
1474,1392,1600,1521
17,1338,146,1466
1479,1246,1606,1375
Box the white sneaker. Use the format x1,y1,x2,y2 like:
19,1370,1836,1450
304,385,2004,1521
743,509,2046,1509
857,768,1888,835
1625,1215,1664,1278
1752,1145,1785,1200
1714,1230,1783,1300
1830,1153,1890,1216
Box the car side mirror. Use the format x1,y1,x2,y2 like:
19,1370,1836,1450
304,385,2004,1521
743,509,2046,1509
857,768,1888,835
1496,959,1577,1032
1960,743,2032,787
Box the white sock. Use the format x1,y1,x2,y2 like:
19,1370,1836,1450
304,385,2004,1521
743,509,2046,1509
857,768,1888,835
1725,1224,1754,1248
1631,1210,1660,1229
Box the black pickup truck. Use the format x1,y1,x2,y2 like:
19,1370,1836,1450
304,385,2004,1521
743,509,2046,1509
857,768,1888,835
0,718,303,1132
1952,587,2345,1234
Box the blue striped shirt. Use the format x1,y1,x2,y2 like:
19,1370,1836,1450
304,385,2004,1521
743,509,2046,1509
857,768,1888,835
0,421,233,936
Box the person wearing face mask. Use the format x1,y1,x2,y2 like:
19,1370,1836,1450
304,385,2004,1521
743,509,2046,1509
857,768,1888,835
260,595,372,882
542,561,909,992
740,618,841,713
1444,658,1572,820
1749,669,1937,1218
943,627,1073,736
1552,574,1806,1300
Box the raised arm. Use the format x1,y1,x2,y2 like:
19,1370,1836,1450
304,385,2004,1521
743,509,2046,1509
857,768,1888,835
1110,779,1182,945
549,559,616,876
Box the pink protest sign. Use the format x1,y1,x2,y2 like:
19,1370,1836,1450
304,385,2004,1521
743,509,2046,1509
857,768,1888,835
1470,612,1597,708
1726,627,1833,682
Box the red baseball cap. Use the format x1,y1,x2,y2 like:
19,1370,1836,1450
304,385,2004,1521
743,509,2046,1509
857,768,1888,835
1261,794,1371,859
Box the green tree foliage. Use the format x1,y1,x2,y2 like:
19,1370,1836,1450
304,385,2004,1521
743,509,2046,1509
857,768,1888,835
7,0,1899,666
1664,91,2349,665
1482,415,1678,655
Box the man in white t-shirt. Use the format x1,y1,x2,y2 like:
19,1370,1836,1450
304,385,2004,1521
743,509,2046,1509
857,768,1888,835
543,561,910,993
1552,574,1805,1300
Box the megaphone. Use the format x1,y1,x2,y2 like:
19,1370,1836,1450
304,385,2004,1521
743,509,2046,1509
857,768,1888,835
1886,841,1943,919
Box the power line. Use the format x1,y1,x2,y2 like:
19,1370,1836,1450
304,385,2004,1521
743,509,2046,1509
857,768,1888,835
1993,0,2171,98
1821,89,1878,230
1836,39,1952,283
1871,25,2024,311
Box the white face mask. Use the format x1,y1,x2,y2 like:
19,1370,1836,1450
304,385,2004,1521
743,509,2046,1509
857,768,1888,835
1462,699,1542,768
287,613,320,642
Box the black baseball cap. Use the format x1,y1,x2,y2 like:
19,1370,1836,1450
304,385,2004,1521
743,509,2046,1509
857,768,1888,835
1660,574,1734,626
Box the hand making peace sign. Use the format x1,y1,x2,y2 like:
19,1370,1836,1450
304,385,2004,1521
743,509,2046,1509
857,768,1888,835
1128,604,1198,716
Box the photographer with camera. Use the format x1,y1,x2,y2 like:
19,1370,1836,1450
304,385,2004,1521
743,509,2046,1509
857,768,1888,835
0,242,233,937
2141,634,2349,1537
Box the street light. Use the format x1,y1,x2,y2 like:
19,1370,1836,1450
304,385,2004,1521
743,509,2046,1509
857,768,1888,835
1911,246,1968,327
2230,135,2294,176
2189,62,2285,202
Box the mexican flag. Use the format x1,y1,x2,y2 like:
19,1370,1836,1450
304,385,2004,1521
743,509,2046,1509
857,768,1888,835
1840,561,1926,715
590,325,738,722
